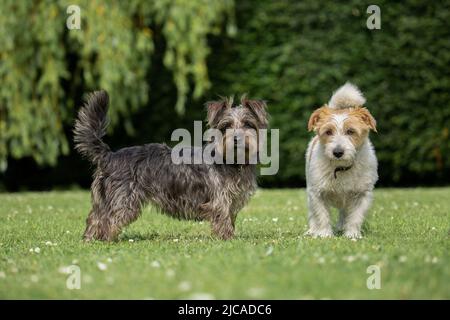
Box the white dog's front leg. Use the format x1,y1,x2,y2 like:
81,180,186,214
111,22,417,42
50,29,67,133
306,191,333,238
343,191,373,239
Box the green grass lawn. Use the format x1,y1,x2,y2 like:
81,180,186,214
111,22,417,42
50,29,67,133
0,188,448,299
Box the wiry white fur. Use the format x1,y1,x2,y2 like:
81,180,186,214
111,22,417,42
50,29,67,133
328,82,366,109
305,138,378,238
305,84,378,239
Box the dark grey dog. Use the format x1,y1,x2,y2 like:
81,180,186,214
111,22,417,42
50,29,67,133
74,91,268,241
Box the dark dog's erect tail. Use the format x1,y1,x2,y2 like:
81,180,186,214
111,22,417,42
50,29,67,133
74,90,111,164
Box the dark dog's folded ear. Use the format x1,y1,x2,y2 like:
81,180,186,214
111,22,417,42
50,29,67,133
205,99,229,127
241,96,268,128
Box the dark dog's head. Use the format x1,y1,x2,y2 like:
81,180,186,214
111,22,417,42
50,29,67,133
206,96,268,164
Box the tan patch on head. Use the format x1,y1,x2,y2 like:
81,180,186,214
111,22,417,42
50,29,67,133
317,121,337,145
308,106,332,131
348,107,377,132
344,108,377,147
309,106,376,131
309,106,346,144
308,105,377,148
343,117,368,147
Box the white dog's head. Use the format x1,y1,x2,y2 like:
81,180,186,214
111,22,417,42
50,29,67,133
308,83,377,165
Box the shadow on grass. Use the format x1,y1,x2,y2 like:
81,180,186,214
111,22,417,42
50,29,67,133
90,221,373,243
119,230,305,242
119,231,214,242
120,232,160,241
331,221,372,237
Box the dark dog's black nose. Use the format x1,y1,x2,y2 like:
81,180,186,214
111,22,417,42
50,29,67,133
333,148,344,158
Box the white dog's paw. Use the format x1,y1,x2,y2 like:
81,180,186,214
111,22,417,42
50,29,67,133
336,222,345,233
305,228,334,238
343,229,362,240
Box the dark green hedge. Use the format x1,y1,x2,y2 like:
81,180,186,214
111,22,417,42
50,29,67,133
207,0,450,186
1,0,449,190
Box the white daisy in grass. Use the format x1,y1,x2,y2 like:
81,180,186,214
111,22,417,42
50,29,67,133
343,255,356,263
58,266,71,274
178,281,192,292
188,292,214,300
317,257,326,264
166,269,175,278
150,260,161,268
29,247,41,254
97,262,107,271
247,287,265,298
265,246,274,256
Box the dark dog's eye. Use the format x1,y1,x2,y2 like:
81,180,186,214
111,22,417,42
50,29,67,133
325,129,333,136
346,129,355,135
218,123,231,133
244,122,256,130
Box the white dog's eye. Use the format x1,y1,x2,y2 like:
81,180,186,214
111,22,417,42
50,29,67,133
346,129,355,135
325,129,333,136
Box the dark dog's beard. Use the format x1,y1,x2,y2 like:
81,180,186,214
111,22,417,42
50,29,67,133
221,144,258,165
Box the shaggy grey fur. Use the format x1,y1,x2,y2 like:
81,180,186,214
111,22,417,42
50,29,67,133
73,91,268,241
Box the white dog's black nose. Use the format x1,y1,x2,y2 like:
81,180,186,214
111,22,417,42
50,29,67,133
333,148,344,158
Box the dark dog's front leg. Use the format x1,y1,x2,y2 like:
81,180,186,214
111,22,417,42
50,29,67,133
211,213,235,240
200,202,235,240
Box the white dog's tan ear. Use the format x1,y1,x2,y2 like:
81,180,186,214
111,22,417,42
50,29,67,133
308,107,328,131
355,107,377,132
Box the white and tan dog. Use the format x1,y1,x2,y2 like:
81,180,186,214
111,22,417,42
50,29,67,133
305,83,378,239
